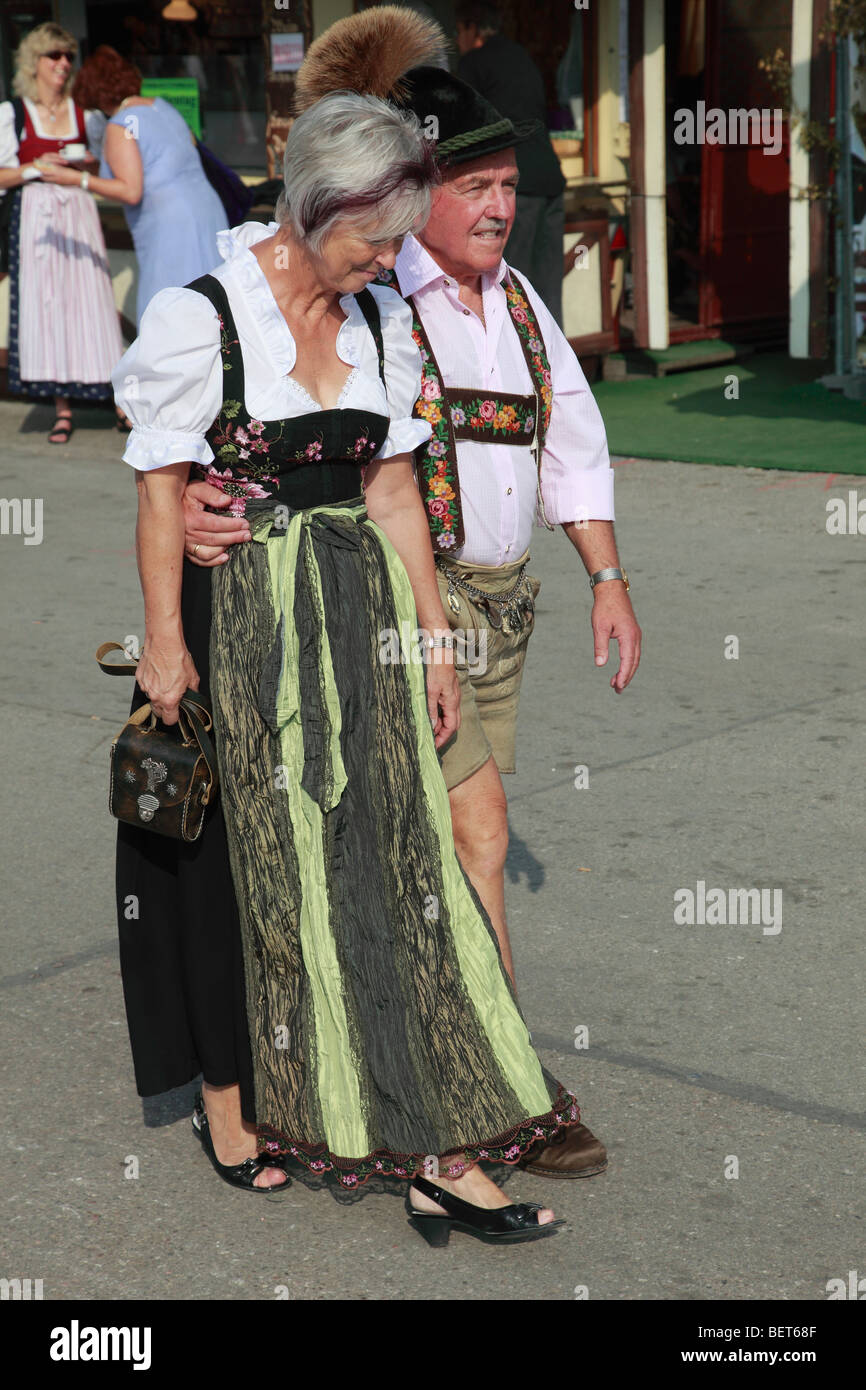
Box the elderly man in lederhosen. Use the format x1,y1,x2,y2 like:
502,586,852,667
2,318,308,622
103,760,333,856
180,13,641,1181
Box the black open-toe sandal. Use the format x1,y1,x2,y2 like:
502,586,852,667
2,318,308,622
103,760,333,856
407,1173,566,1247
192,1092,291,1194
48,415,73,444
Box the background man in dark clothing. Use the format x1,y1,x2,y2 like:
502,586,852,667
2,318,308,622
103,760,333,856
455,0,566,325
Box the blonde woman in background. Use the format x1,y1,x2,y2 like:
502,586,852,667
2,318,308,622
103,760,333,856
0,23,123,443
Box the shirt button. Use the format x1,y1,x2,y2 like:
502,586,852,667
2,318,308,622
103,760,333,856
462,308,470,315
505,544,512,552
506,487,512,495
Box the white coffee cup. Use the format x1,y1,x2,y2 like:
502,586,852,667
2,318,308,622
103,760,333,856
60,142,86,161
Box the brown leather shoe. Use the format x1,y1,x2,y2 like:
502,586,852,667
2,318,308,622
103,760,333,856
518,1123,608,1178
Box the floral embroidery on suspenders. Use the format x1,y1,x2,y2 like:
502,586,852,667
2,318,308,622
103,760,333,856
413,335,461,549
448,390,536,441
376,265,554,551
502,274,553,440
502,270,554,531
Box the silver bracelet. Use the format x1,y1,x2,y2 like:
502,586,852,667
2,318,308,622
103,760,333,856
424,634,455,649
80,171,91,191
589,567,630,591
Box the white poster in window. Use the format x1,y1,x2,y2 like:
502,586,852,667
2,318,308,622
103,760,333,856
271,33,304,74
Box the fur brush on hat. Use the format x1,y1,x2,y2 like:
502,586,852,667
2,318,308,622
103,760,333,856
293,5,447,114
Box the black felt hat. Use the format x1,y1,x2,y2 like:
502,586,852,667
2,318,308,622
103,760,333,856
396,65,539,166
292,8,538,168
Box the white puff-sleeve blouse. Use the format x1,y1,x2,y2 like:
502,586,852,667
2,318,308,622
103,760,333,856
113,221,431,472
0,102,20,173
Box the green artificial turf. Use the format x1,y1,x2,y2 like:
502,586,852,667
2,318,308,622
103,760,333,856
593,353,866,474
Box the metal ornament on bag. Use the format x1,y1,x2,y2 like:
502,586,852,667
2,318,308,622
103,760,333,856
96,641,219,843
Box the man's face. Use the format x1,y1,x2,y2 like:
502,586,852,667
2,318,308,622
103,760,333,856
418,148,518,279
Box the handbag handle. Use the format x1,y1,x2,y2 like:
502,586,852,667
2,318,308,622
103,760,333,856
96,640,140,673
96,642,219,795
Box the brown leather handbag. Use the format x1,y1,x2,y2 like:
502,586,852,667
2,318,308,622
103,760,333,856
97,642,219,842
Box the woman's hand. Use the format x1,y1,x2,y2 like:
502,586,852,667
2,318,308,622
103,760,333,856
135,639,199,727
35,157,80,186
425,644,461,749
134,461,196,725
363,455,464,748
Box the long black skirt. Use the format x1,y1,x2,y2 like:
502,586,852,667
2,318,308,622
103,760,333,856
115,559,256,1120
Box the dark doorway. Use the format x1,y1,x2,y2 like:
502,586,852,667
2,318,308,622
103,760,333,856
665,0,791,343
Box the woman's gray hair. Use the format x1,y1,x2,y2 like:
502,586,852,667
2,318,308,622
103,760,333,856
276,91,437,255
13,22,78,101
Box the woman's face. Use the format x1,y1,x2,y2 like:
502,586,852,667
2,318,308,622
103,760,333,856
37,49,74,94
316,221,406,294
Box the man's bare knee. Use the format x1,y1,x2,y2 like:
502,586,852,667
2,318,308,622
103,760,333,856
449,759,509,874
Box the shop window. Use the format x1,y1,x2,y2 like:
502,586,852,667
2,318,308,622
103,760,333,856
82,0,267,172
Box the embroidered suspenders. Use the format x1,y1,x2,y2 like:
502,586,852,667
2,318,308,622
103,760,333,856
375,266,554,553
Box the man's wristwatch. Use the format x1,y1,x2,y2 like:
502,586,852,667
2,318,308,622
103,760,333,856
589,567,630,592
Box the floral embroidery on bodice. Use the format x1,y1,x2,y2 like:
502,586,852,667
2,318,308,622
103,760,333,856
185,275,390,517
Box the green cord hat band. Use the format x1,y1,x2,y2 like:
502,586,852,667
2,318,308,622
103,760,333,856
436,118,515,156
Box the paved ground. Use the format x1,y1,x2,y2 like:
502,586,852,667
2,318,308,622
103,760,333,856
1,400,864,1302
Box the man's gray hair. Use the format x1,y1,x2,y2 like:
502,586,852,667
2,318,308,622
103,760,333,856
276,91,436,255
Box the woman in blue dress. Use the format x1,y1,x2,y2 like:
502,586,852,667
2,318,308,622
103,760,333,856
69,46,227,326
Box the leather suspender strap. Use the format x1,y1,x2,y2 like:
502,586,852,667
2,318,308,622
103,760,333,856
403,294,466,553
373,265,466,552
500,269,554,530
375,264,556,546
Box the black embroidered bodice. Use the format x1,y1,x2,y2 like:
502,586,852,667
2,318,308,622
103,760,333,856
186,274,390,515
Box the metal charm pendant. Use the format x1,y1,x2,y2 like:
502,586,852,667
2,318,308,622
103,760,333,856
137,793,160,823
138,757,167,823
482,597,502,630
447,591,461,615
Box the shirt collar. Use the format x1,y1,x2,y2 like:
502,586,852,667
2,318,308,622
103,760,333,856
396,234,511,297
216,219,278,262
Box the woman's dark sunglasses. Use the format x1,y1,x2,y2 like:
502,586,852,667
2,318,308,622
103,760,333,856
42,50,74,62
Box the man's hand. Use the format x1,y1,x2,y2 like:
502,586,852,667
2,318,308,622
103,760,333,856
592,583,641,692
183,481,252,567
